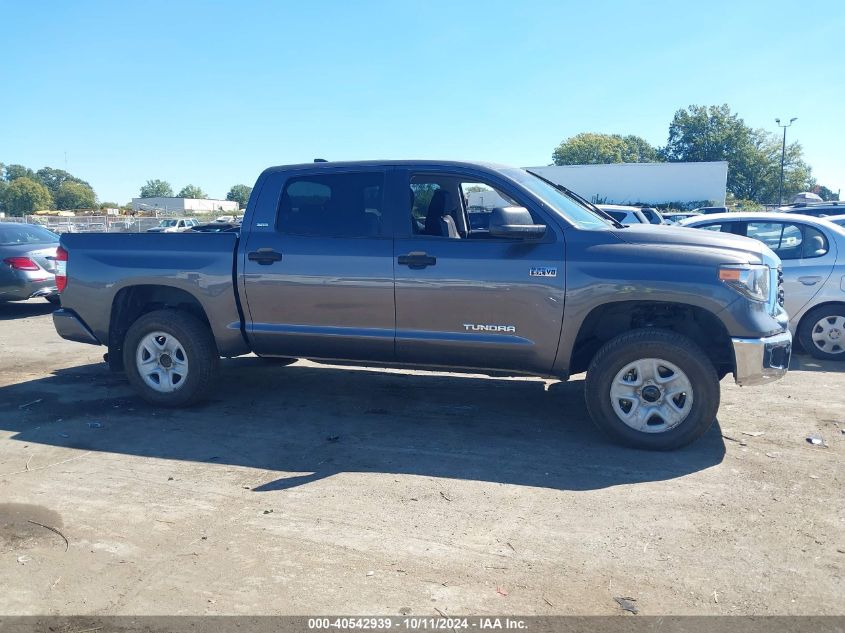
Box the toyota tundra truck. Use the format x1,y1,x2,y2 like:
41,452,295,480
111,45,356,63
51,160,792,450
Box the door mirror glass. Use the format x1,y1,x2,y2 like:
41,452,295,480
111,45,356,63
488,206,546,239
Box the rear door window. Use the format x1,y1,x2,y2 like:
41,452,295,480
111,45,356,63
698,223,724,232
277,171,384,238
745,221,809,260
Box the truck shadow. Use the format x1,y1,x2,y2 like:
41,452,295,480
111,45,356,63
789,353,844,373
0,358,726,492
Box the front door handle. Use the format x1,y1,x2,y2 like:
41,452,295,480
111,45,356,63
798,275,822,286
398,251,436,269
248,248,283,265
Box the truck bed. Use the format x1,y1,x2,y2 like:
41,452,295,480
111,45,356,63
57,232,249,357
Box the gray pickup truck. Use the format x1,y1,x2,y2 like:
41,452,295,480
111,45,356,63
52,160,792,450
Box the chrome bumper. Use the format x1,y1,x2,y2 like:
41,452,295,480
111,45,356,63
732,330,792,387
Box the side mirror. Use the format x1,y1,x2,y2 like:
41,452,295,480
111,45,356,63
488,206,546,239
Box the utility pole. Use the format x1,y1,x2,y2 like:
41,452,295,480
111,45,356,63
775,117,797,205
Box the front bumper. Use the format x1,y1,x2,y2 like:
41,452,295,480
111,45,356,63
732,330,792,387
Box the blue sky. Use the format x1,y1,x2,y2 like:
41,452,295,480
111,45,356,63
3,0,844,204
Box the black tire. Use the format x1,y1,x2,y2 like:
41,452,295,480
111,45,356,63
797,305,845,361
123,309,220,407
585,329,720,450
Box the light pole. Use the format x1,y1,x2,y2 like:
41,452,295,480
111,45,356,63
775,117,797,205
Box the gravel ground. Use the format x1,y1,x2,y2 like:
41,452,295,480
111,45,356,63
0,300,842,616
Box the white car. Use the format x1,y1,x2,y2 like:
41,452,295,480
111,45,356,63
146,218,198,233
597,205,648,225
680,212,845,360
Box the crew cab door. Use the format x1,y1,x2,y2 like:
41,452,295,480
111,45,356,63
391,168,566,374
239,167,396,362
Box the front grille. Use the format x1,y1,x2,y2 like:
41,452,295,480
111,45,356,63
777,267,785,307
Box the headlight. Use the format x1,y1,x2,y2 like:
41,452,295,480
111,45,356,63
719,264,770,302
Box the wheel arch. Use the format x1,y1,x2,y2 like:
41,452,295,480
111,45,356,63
566,300,734,378
796,300,845,330
108,284,214,371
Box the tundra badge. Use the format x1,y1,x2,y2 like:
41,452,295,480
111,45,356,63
463,324,516,333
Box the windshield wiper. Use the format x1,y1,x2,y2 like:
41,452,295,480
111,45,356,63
525,170,625,229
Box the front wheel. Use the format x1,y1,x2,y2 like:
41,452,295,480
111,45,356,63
585,329,720,450
123,309,220,406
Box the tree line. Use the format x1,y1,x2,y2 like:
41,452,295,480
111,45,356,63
138,179,252,210
0,164,102,216
0,163,253,216
551,104,839,204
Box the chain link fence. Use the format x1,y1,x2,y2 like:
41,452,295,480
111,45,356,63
2,213,221,233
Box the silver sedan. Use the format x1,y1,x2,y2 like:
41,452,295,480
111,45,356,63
679,212,845,360
0,222,61,304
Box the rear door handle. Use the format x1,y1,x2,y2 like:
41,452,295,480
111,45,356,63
248,248,283,265
398,251,436,269
798,275,822,286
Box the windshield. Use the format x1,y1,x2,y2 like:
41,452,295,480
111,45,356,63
500,168,612,230
0,224,60,246
159,220,178,227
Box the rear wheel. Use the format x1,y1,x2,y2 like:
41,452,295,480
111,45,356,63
798,306,845,360
123,309,219,406
585,329,720,450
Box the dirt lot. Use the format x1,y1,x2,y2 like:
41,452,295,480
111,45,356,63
0,299,842,616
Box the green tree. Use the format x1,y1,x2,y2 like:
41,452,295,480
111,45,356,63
226,184,252,209
139,179,174,198
55,181,97,210
552,133,660,165
663,104,752,163
4,164,36,182
36,167,91,198
663,104,814,204
2,177,53,215
815,185,840,201
177,184,206,199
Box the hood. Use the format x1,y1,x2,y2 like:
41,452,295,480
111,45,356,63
612,224,773,264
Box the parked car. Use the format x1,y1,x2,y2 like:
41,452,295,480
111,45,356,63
597,205,648,225
184,222,240,233
147,218,198,233
214,215,236,223
466,206,492,231
0,222,60,304
52,160,792,450
779,201,845,219
692,206,729,215
663,212,702,224
637,207,666,225
680,212,845,360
